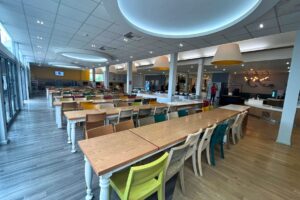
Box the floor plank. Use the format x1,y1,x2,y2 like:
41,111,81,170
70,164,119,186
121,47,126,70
0,97,299,200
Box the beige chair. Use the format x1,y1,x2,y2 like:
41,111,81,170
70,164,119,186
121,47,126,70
231,112,247,144
197,124,217,176
85,124,114,139
114,119,135,132
167,112,179,120
117,101,129,107
184,129,202,176
138,116,155,127
85,112,106,131
153,106,167,115
100,103,115,109
239,111,248,138
117,109,133,123
165,140,191,194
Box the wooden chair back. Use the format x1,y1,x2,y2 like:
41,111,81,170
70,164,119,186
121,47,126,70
114,120,135,132
85,124,114,139
85,113,106,131
117,109,133,123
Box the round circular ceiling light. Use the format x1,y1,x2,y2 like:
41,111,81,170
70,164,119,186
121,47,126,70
48,62,82,69
112,0,263,38
61,52,108,62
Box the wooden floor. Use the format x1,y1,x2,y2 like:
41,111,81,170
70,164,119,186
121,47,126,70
0,97,299,200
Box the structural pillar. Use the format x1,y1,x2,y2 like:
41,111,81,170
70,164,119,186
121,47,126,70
168,53,178,101
92,68,96,88
104,65,109,89
184,73,189,93
127,62,133,94
277,31,300,145
196,59,204,97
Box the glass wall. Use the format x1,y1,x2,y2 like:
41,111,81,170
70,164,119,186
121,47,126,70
0,56,21,126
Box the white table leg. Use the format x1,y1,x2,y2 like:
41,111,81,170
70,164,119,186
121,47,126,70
99,173,112,200
56,106,62,128
67,120,71,144
85,156,93,200
70,121,76,153
48,94,52,107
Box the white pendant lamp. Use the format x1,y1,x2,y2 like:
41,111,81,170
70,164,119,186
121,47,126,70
211,43,243,65
153,56,169,71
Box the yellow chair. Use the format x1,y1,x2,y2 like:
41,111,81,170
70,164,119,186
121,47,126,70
202,106,210,112
80,102,99,110
110,152,169,200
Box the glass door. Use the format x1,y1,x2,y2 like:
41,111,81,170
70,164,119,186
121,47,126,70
0,57,12,123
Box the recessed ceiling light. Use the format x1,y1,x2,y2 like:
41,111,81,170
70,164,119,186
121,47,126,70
259,23,264,29
241,64,245,67
149,51,153,54
91,44,96,48
123,38,129,42
287,66,290,69
250,68,254,71
130,56,133,59
37,20,44,25
37,36,43,40
223,68,226,71
214,65,218,69
234,71,237,74
106,61,109,64
179,43,183,47
288,70,290,73
286,61,290,65
37,45,42,48
116,59,120,62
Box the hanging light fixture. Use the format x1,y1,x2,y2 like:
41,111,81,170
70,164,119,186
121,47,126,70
211,43,243,65
153,56,169,71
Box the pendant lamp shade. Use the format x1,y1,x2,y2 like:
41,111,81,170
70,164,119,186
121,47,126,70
211,43,243,65
153,56,169,71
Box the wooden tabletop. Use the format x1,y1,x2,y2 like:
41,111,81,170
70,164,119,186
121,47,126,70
64,103,167,120
53,98,143,106
130,108,239,149
78,130,158,176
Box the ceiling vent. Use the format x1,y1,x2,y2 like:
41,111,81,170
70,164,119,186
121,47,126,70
124,32,143,41
99,46,116,51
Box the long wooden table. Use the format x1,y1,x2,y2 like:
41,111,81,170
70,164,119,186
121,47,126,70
64,103,166,153
53,98,142,128
79,106,247,200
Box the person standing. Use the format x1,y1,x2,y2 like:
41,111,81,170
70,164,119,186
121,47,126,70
210,83,218,103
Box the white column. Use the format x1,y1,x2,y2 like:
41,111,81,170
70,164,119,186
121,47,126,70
168,53,178,101
277,31,300,145
196,59,204,97
92,68,96,82
0,58,8,144
184,73,189,93
127,62,133,94
104,65,109,89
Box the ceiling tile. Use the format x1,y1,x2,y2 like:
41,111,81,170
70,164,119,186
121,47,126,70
58,4,89,23
61,0,98,14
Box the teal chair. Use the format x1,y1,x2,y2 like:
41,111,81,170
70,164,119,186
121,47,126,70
154,114,167,123
177,109,189,117
209,122,229,166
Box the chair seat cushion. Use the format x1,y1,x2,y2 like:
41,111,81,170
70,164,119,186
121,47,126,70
110,169,160,200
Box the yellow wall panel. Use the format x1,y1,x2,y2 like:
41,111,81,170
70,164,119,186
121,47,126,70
31,66,89,81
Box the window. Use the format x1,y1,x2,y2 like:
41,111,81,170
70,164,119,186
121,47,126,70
89,68,104,82
0,23,13,53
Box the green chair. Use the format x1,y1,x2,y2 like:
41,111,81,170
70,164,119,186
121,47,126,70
177,109,189,117
154,114,167,123
110,152,169,200
210,123,229,166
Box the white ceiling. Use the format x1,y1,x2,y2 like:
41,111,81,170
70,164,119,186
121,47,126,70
0,0,300,67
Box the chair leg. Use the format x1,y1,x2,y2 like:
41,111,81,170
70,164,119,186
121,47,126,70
231,131,236,145
157,185,165,200
226,133,230,149
192,153,199,176
179,168,185,194
210,146,216,166
206,146,211,166
220,143,224,159
197,150,203,176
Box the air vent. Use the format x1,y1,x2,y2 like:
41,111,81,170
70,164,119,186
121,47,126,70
124,32,143,41
99,46,116,51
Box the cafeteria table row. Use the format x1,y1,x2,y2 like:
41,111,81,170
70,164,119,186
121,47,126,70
78,105,249,200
